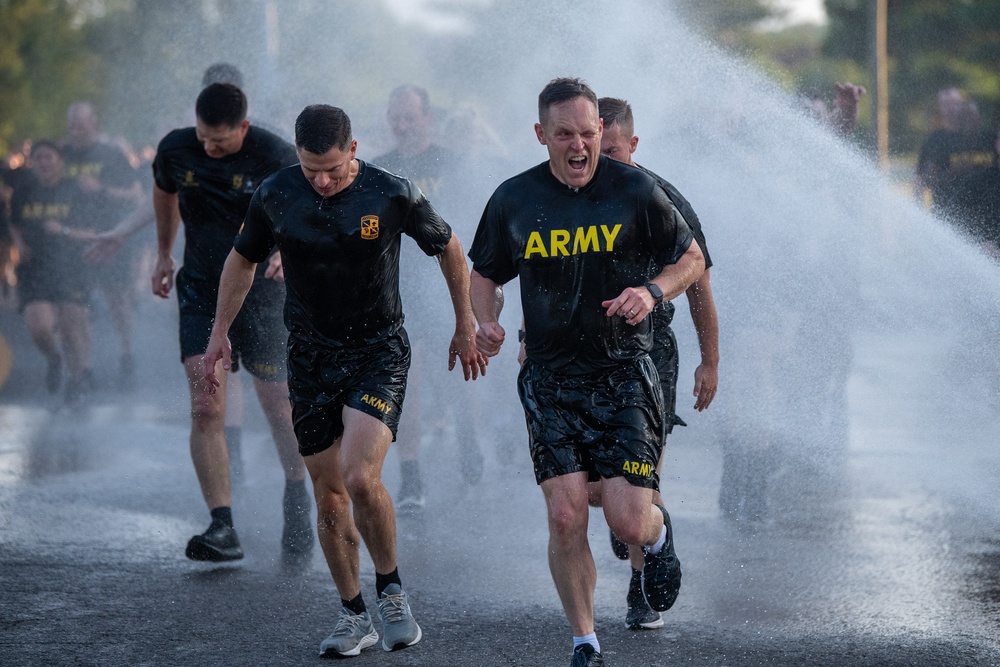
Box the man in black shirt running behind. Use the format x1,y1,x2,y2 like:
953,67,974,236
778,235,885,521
151,83,311,561
469,78,704,667
203,104,485,658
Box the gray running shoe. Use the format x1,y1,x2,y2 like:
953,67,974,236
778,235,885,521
376,584,422,651
319,608,378,658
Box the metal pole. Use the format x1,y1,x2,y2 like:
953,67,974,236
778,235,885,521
875,0,889,169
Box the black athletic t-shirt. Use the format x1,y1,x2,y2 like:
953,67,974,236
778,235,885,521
152,125,297,285
373,145,456,201
949,164,1000,245
61,141,140,231
469,156,693,374
917,128,996,212
234,160,453,344
9,177,95,283
636,163,712,331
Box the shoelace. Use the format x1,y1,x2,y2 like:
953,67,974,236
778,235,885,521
378,594,407,623
334,612,368,636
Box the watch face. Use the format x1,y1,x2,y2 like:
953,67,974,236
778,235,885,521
645,282,663,301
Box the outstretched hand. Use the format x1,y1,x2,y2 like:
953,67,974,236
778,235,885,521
449,328,488,380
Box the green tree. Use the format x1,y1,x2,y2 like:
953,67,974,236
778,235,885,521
0,0,102,156
825,0,1000,154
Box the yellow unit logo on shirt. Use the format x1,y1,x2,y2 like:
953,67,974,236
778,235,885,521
361,215,379,240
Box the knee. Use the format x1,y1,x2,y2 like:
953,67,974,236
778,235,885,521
605,501,651,545
314,484,351,525
190,393,224,429
547,499,588,545
342,468,380,505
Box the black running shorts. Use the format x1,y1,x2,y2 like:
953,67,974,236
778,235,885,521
287,326,411,457
650,326,684,438
17,267,91,312
177,272,287,381
518,356,664,489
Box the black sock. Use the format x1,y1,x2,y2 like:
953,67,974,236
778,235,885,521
376,568,402,597
210,506,233,528
342,593,366,615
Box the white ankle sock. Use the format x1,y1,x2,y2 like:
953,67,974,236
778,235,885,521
573,633,600,653
647,524,667,555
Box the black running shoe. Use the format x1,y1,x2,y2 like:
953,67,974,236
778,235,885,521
626,574,663,629
610,528,629,560
570,643,604,666
642,504,682,612
185,521,243,561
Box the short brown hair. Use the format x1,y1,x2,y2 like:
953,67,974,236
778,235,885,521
538,77,598,126
598,97,634,137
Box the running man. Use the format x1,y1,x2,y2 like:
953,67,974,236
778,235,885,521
469,78,704,667
595,96,719,630
8,140,98,404
202,104,484,658
61,101,145,387
151,82,312,561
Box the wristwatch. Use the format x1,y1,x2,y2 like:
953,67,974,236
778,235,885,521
643,282,664,306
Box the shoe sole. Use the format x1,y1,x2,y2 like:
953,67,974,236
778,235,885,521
185,539,244,562
320,630,379,658
625,614,664,630
381,623,422,652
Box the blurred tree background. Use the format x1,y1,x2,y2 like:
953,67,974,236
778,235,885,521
0,0,998,163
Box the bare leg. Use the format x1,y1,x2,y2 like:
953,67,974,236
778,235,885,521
183,355,230,511
57,303,91,384
601,477,662,548
23,301,59,359
540,471,595,637
306,406,395,598
251,375,306,481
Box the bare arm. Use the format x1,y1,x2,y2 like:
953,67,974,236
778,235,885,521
685,267,719,411
84,193,155,265
470,269,506,357
437,234,487,380
601,238,705,325
151,184,181,298
202,249,259,393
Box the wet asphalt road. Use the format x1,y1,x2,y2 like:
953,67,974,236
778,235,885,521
1,299,999,666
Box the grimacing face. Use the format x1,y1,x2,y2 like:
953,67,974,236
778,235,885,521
298,141,358,198
535,96,603,189
195,118,249,158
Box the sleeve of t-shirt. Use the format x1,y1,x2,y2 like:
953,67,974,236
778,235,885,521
401,182,453,257
151,142,177,194
233,187,276,263
662,185,713,269
646,182,693,267
468,194,517,285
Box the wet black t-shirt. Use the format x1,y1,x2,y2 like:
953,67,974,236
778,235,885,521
152,125,298,285
635,164,713,332
469,156,693,374
61,141,140,231
234,160,453,344
9,178,95,283
917,128,996,212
